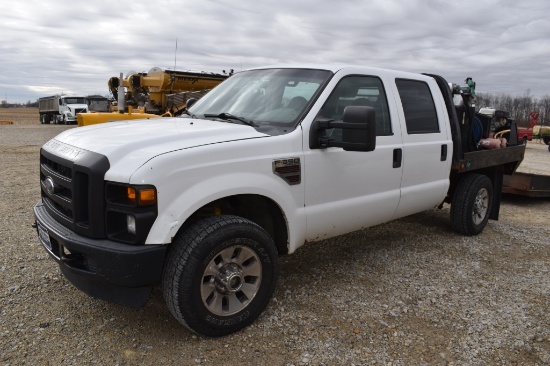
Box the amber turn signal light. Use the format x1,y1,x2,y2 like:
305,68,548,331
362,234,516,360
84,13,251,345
127,187,136,204
139,189,156,205
126,187,156,205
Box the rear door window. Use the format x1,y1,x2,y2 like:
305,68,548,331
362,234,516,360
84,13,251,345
395,79,439,134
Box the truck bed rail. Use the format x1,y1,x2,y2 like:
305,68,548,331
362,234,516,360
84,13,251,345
453,144,526,174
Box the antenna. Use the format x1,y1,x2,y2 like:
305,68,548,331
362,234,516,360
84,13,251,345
174,38,178,71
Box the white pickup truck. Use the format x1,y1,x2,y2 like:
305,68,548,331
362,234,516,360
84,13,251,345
33,65,525,336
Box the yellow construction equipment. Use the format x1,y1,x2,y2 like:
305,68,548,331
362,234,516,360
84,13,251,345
78,67,230,126
77,106,160,126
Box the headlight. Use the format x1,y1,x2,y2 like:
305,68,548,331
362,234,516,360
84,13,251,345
105,182,158,245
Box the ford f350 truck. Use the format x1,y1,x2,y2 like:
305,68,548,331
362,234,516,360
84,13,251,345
33,65,525,336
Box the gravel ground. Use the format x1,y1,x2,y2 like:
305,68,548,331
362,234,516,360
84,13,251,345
1,124,549,365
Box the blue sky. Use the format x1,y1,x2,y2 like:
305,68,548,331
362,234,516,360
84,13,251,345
1,0,549,103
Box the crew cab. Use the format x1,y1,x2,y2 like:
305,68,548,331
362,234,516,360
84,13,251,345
33,65,525,337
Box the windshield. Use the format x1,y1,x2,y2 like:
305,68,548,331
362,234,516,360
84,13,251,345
63,97,87,104
189,68,332,132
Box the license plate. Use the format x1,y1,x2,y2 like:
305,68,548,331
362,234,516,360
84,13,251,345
37,221,52,251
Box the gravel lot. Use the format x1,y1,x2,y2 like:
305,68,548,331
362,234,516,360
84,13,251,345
1,122,549,365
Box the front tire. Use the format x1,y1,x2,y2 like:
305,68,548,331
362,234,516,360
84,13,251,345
450,174,493,236
163,215,279,337
543,136,550,145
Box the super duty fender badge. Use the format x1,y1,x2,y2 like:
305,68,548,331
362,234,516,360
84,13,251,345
43,139,86,161
272,157,301,185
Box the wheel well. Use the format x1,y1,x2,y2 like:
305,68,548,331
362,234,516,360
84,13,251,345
448,169,503,220
177,194,289,255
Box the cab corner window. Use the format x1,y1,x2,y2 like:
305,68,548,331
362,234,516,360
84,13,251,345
396,79,439,134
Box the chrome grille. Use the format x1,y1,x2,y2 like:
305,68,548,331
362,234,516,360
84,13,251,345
40,154,76,224
39,143,110,238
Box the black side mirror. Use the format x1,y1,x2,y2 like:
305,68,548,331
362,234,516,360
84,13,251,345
309,106,376,152
341,106,376,151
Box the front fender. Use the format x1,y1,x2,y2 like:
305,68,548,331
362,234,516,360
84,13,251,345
145,171,306,251
125,127,306,252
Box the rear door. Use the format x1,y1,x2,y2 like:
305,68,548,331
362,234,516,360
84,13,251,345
390,76,453,218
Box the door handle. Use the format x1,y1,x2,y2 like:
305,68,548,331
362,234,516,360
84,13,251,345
393,148,402,168
441,144,447,161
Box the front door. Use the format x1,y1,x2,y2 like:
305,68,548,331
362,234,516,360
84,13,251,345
303,71,404,241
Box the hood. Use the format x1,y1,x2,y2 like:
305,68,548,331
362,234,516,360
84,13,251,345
50,117,269,180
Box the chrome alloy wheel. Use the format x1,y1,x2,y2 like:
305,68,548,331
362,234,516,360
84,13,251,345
472,187,489,225
200,244,262,316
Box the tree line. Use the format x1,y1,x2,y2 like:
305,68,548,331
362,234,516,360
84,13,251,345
476,91,550,128
1,100,38,108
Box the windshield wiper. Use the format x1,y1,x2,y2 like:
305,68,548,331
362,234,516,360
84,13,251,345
203,112,257,127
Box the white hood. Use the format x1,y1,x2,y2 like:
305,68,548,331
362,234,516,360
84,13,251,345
50,117,269,180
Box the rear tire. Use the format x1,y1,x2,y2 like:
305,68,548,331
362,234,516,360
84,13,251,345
163,215,279,337
450,174,493,236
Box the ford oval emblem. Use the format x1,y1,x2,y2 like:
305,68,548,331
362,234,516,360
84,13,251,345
44,177,56,195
